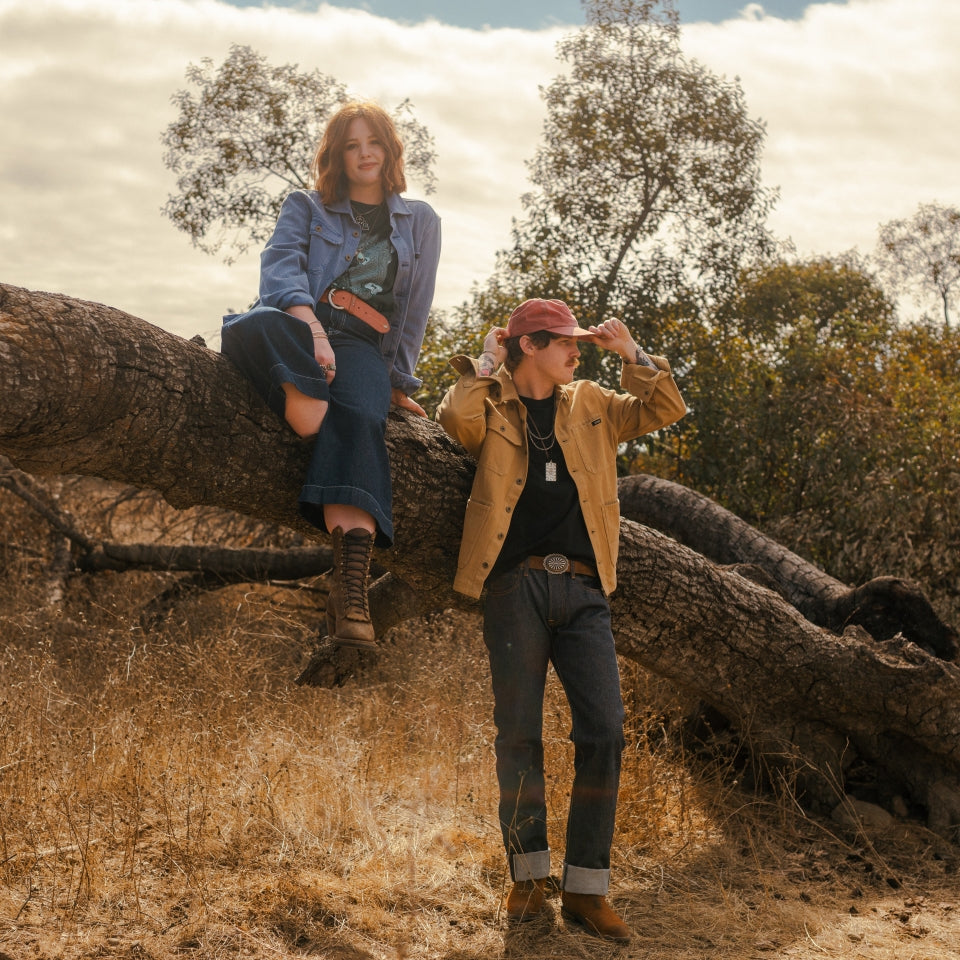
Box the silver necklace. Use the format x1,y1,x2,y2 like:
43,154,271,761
526,411,557,482
352,202,386,233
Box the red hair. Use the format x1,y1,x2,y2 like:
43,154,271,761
310,101,407,202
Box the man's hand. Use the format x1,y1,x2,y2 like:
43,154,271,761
587,318,642,363
479,326,508,376
391,389,427,417
586,318,637,357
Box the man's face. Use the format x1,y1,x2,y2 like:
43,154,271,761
524,334,582,385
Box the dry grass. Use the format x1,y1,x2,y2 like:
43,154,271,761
1,488,960,959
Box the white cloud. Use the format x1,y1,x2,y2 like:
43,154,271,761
682,0,960,281
1,0,958,340
0,0,561,339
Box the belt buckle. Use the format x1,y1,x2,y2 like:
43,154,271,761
326,287,350,311
542,553,571,575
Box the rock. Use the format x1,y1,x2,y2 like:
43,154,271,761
831,796,895,831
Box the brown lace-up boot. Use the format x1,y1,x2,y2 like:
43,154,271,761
561,892,632,943
505,879,547,922
326,526,376,649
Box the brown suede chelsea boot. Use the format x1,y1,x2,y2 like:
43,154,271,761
505,878,547,922
560,891,631,942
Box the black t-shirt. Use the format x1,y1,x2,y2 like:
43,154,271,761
493,394,596,573
335,201,397,316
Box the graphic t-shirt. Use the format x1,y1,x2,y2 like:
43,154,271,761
334,201,398,316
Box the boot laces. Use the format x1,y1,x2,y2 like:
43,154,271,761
340,533,372,616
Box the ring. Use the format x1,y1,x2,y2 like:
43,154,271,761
327,363,336,373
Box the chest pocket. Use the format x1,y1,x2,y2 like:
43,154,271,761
479,406,523,476
307,219,345,274
567,416,606,473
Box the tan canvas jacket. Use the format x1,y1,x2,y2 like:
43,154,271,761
435,354,686,599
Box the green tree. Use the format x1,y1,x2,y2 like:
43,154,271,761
161,44,437,262
676,255,960,626
680,256,897,529
811,319,960,613
875,201,960,328
466,0,775,380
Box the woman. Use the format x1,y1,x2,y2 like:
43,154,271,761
221,100,441,649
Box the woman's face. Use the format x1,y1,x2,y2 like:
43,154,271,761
342,117,386,200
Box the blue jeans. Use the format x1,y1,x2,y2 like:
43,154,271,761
221,303,393,545
482,564,625,895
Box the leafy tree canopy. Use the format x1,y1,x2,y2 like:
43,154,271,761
161,44,437,262
875,201,960,327
680,256,897,519
465,0,775,357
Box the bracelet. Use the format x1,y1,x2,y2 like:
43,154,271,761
312,332,328,340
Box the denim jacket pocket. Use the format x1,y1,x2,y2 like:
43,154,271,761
307,218,344,275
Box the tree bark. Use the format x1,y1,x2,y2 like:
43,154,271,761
618,474,958,660
3,281,960,835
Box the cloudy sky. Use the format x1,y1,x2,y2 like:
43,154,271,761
2,0,958,342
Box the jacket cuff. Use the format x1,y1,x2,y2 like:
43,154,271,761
391,372,423,395
620,354,669,396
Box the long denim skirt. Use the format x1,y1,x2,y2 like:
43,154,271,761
221,303,394,545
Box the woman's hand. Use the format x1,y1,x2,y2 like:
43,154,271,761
312,335,336,381
287,305,336,382
391,389,427,417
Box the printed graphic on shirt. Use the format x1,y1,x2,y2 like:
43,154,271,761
342,234,394,300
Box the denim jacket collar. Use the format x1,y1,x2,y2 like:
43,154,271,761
327,192,413,219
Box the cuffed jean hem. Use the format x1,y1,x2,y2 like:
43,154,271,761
511,849,551,881
299,484,394,547
269,360,330,406
561,862,610,895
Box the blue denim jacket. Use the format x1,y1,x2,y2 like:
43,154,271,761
253,189,441,396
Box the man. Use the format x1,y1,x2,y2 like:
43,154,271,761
436,298,686,943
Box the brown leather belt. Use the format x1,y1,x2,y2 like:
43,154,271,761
320,286,391,334
526,554,597,578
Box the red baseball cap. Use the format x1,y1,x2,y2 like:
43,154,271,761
505,299,593,339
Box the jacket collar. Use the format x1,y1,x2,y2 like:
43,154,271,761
328,192,409,217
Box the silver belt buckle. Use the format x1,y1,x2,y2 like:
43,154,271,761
542,553,571,575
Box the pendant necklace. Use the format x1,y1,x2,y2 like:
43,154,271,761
352,201,386,234
526,410,558,482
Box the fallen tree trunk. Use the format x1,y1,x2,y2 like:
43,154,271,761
618,474,958,660
3,281,960,835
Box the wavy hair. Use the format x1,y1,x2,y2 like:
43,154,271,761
310,101,406,202
504,331,556,372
